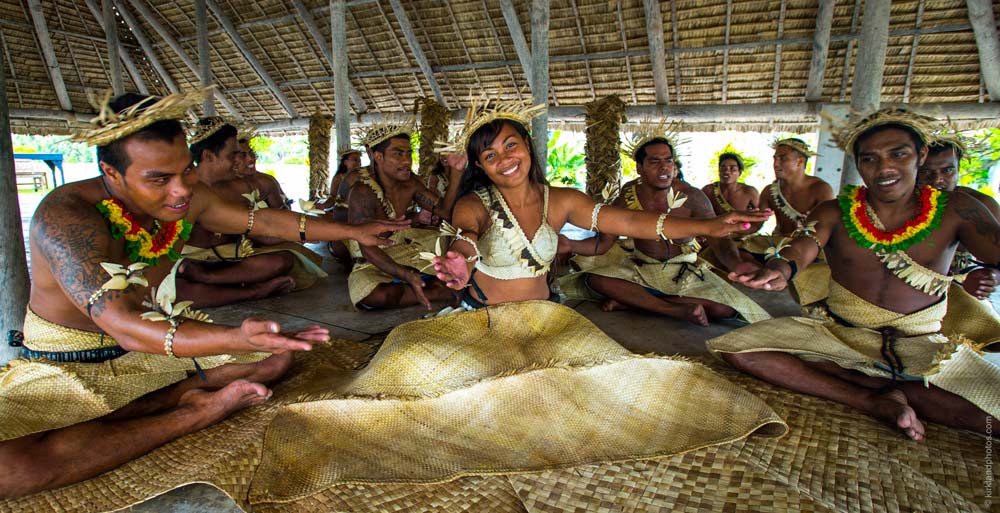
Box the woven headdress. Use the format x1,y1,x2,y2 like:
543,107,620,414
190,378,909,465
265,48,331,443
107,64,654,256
237,124,258,142
620,119,685,161
929,130,969,160
434,96,546,155
355,115,417,150
770,137,816,158
71,88,211,147
189,116,235,146
831,107,942,156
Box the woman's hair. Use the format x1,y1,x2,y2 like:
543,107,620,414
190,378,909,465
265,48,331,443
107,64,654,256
335,151,359,177
718,152,745,172
459,119,547,198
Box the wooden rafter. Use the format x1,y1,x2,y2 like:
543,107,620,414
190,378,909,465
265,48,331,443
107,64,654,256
479,0,522,101
902,0,925,103
290,0,367,112
804,0,834,102
100,0,125,94
373,2,425,107
25,0,73,110
332,0,350,152
643,0,669,105
615,1,637,104
771,0,786,104
967,0,1000,101
387,0,447,106
499,0,535,94
569,0,596,100
347,8,404,111
669,0,682,102
0,31,22,106
721,0,731,104
113,0,179,93
530,0,549,161
433,1,472,103
195,0,214,115
838,0,862,102
125,0,242,120
205,0,297,117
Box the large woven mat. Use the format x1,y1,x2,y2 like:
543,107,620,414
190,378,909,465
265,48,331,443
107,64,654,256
1,325,994,512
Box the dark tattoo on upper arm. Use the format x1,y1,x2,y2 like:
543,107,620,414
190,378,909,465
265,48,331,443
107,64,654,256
955,203,1000,246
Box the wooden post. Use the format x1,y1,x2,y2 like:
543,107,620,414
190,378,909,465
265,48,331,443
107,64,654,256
804,0,834,102
642,0,669,105
195,0,214,115
86,0,148,94
102,0,124,95
839,0,891,188
530,0,549,166
0,47,30,364
113,0,179,93
331,0,350,153
500,0,535,94
967,0,1000,101
26,0,73,111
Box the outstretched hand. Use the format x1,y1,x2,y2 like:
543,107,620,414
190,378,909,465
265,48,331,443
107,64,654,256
240,318,331,354
353,218,411,247
402,269,432,310
433,251,471,290
728,261,789,291
963,267,997,300
707,209,772,238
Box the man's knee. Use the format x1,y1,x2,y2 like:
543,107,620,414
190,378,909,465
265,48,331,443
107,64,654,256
720,350,778,372
0,438,58,497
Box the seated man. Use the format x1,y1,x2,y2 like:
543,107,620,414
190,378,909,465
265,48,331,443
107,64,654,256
318,148,363,262
709,107,1000,441
177,118,327,308
558,133,770,327
918,134,999,300
702,152,760,215
0,91,406,498
347,121,458,310
235,130,290,210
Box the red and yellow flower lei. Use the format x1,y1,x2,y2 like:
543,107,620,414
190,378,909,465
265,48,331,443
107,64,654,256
96,198,192,265
838,184,947,253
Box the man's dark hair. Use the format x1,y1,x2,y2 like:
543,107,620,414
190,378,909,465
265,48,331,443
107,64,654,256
635,138,676,166
95,93,186,175
190,119,237,164
718,152,745,172
928,140,963,161
852,123,925,162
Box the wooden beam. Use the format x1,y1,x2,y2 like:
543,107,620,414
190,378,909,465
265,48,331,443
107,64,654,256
373,2,425,107
841,0,891,188
804,0,834,102
615,0,637,104
347,8,405,111
669,0,682,102
206,0,296,117
721,0,731,103
531,0,550,163
84,0,149,95
967,0,1000,101
643,0,669,105
838,0,862,102
125,0,242,120
292,0,367,112
195,0,214,115
569,0,596,100
0,44,30,364
771,0,787,104
175,0,374,43
25,0,73,111
500,0,535,93
101,0,124,94
479,0,522,101
113,0,179,93
903,0,924,103
387,0,446,107
331,0,350,153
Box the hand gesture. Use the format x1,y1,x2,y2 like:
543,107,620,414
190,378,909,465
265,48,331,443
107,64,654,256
728,261,789,291
239,318,330,354
962,267,998,300
433,250,471,290
444,153,468,181
352,218,411,246
401,268,432,310
706,210,772,238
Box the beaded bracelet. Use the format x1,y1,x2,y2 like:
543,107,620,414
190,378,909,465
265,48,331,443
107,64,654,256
244,208,256,236
590,203,604,232
298,214,307,242
164,317,184,358
655,213,669,241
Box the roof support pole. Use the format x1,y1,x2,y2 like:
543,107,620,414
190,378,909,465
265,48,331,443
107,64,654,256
293,0,366,113
25,0,72,111
101,0,125,95
331,0,351,153
387,0,446,107
967,0,1000,101
902,0,924,103
721,0,731,103
643,0,669,105
113,0,179,93
804,0,834,102
206,0,297,117
195,0,215,115
840,0,891,188
531,0,549,164
125,0,242,119
0,50,29,364
500,0,535,94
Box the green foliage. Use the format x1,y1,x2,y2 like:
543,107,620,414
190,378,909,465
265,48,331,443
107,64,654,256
284,155,307,165
410,131,422,171
546,131,585,188
250,137,274,157
708,143,758,182
253,136,307,164
959,128,1000,198
11,134,94,163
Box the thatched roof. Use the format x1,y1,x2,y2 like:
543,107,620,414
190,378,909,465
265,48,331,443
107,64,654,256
1,0,997,135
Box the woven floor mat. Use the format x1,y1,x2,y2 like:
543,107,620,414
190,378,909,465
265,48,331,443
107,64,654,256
2,346,993,513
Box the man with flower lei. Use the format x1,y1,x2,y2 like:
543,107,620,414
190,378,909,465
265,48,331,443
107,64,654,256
0,91,407,498
707,107,1000,441
176,117,327,308
345,119,460,310
557,127,771,327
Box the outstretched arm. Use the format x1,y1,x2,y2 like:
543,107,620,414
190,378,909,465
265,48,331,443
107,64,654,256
953,191,1000,268
30,192,324,357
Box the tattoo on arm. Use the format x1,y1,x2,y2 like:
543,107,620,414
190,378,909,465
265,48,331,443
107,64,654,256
955,203,1000,247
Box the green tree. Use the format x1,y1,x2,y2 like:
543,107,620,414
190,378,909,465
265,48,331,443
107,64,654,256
546,131,585,188
708,143,758,183
959,128,1000,198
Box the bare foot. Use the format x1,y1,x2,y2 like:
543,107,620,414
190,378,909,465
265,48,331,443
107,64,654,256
868,388,925,441
673,303,709,327
176,380,271,432
251,276,296,299
200,352,294,389
601,299,627,312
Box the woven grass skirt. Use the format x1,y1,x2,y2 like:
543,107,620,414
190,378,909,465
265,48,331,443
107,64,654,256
182,241,328,291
